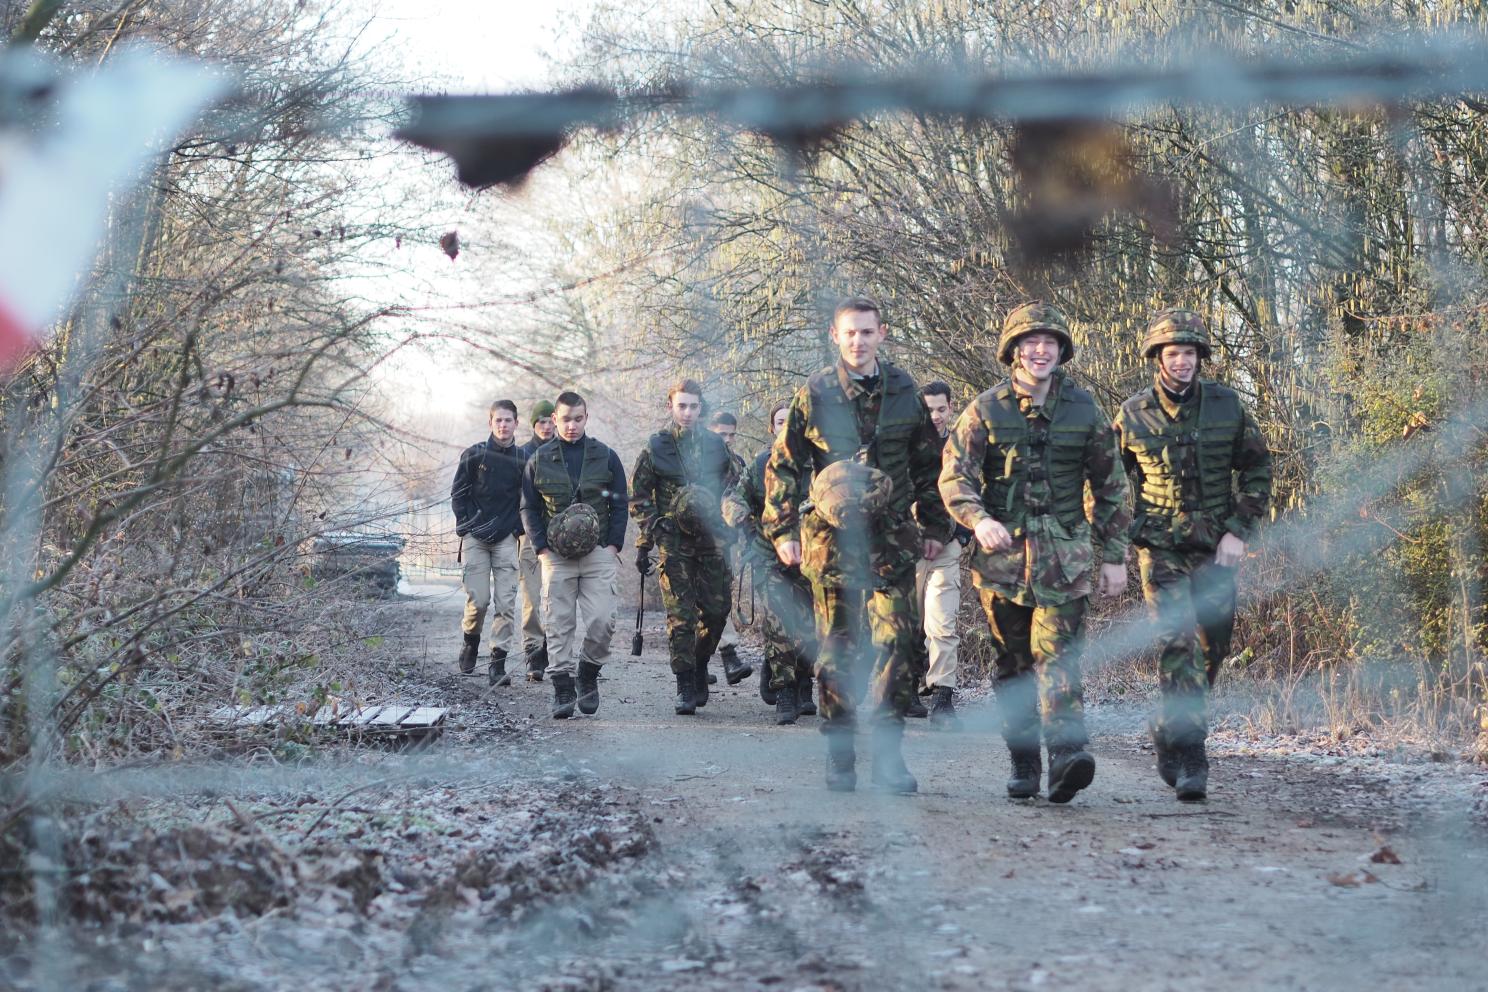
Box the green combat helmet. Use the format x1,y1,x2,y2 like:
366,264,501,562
548,502,602,559
1142,308,1212,359
671,483,724,540
809,459,893,530
997,301,1075,365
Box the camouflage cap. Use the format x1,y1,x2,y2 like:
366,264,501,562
547,502,601,559
1142,308,1212,359
809,459,894,530
997,301,1075,365
671,483,724,539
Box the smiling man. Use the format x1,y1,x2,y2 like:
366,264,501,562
1114,309,1272,802
764,296,951,793
940,302,1130,804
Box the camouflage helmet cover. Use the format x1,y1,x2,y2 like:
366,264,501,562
809,459,894,530
1142,308,1212,359
996,301,1075,365
671,483,724,539
547,501,602,559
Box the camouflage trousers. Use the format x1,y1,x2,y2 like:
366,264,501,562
977,589,1088,750
1138,546,1238,742
658,546,732,675
756,562,818,690
810,578,919,724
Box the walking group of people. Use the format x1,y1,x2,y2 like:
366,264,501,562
451,295,1272,805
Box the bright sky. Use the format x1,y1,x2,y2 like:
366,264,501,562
346,0,601,436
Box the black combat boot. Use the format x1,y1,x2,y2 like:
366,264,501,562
905,692,929,719
576,660,601,715
720,644,753,685
1006,744,1042,799
795,674,817,716
693,658,711,707
458,632,479,674
1174,740,1209,802
526,640,548,682
927,685,961,731
1047,744,1096,804
760,655,779,705
823,723,856,792
488,648,511,687
674,669,697,715
869,721,918,794
1149,718,1179,788
775,687,798,725
551,672,577,719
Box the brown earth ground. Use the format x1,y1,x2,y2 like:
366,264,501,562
3,580,1486,992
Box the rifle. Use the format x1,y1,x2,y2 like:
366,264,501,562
631,569,645,655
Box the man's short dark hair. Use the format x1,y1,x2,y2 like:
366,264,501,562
489,399,518,418
555,390,586,410
709,411,737,428
832,295,883,326
920,381,952,403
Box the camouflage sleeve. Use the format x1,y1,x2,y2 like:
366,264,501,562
721,459,760,535
762,389,812,547
910,397,952,543
1112,409,1142,508
628,447,659,549
1225,405,1273,543
938,401,992,531
1084,412,1131,561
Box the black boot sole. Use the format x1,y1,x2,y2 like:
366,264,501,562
490,673,511,687
1006,783,1040,800
775,708,798,725
725,665,754,685
1176,780,1207,802
577,695,598,715
1048,753,1096,804
552,707,574,719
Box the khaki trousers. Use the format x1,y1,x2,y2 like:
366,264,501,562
540,545,619,676
461,534,519,649
915,537,964,689
516,534,545,656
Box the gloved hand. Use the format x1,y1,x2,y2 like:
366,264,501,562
636,548,654,576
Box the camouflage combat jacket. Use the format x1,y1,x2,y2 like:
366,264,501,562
764,358,950,589
1113,378,1272,552
939,369,1130,607
630,425,737,554
723,446,810,569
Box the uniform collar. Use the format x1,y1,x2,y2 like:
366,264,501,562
836,359,883,399
1011,367,1064,418
1153,376,1200,419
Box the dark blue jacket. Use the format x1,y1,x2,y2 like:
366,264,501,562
451,435,527,543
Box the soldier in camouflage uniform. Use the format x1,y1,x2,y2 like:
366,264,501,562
631,380,744,715
1114,309,1272,801
723,401,819,724
939,302,1131,803
706,410,753,686
764,297,951,793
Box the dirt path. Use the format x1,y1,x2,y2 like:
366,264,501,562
5,583,1485,992
405,583,1488,992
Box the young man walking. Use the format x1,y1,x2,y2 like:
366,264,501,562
939,302,1130,803
705,410,753,686
765,296,951,793
723,400,819,724
516,399,556,680
915,381,971,729
451,399,528,686
632,381,744,715
1113,309,1272,801
520,391,628,718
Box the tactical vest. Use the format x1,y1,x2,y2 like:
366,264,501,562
977,373,1101,535
532,436,615,536
645,428,732,517
803,362,924,517
1119,379,1243,523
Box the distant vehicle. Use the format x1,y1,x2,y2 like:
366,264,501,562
312,532,407,598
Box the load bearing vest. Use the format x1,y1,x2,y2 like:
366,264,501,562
533,436,616,536
978,380,1099,536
